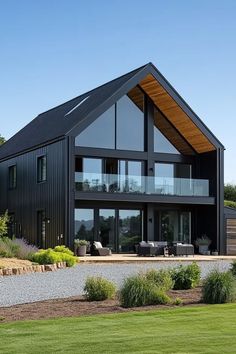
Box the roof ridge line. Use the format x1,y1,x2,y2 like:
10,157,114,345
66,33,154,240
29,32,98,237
65,64,151,135
38,63,149,117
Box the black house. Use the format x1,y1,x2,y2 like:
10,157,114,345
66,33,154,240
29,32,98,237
0,63,225,253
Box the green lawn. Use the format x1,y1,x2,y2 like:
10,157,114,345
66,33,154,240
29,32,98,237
1,304,236,354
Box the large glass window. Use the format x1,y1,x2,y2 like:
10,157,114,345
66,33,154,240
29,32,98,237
154,126,180,154
119,210,142,252
155,163,174,194
116,92,144,151
118,160,143,193
75,87,144,152
74,209,94,242
155,162,192,195
154,108,180,154
75,105,115,149
75,158,103,192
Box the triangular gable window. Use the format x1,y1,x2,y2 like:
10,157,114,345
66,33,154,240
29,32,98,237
75,86,145,151
154,126,180,154
75,105,115,149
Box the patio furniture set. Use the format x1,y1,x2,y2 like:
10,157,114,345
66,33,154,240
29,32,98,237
137,241,194,257
86,241,194,257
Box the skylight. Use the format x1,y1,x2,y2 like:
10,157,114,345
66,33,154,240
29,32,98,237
65,95,90,117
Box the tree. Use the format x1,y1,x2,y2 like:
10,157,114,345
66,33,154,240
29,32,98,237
0,135,6,145
224,184,236,203
0,211,9,237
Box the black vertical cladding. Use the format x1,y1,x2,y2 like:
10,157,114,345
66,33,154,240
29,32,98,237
0,139,66,248
194,151,218,249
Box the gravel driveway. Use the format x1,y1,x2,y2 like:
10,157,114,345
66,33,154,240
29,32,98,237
0,260,232,307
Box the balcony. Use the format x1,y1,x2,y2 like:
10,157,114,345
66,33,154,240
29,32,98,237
75,172,210,197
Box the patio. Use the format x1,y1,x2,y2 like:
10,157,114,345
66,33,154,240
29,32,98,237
79,254,236,263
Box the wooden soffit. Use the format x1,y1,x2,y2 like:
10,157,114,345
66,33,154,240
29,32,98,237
139,74,216,154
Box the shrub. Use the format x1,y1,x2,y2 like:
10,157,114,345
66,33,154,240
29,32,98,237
60,253,77,267
224,200,236,209
230,261,236,277
13,238,38,260
32,249,61,264
84,277,116,301
172,297,183,306
202,270,236,304
0,211,9,238
145,269,174,291
32,248,77,267
119,275,170,308
171,262,201,290
54,245,74,256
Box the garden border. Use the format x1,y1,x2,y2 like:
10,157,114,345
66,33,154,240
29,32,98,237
0,261,67,276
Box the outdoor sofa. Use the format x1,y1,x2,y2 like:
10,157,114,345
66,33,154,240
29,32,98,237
169,242,194,256
137,241,194,257
90,241,111,256
137,241,168,256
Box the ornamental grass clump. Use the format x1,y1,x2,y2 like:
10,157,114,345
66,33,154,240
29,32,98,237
171,262,201,290
202,270,236,304
230,261,236,278
145,269,174,291
84,277,116,301
119,274,170,308
0,237,19,258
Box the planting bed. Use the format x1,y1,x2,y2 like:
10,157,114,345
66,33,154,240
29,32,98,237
0,287,202,323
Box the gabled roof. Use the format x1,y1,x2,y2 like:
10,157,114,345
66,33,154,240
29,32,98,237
0,62,224,160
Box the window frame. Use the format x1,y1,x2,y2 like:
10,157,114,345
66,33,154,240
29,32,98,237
37,155,47,184
8,164,17,190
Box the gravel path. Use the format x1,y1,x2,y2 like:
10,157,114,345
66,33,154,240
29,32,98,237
0,260,232,307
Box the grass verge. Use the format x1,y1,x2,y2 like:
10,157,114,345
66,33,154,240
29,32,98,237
1,304,236,353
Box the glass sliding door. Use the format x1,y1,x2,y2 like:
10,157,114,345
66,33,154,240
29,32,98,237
179,212,191,243
74,207,143,253
118,160,143,193
118,210,142,253
158,210,191,244
98,209,116,251
74,209,94,242
155,163,174,194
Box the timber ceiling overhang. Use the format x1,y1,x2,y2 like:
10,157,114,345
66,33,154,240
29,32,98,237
136,64,223,154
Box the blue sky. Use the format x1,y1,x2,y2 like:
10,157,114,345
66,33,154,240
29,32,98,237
0,0,235,182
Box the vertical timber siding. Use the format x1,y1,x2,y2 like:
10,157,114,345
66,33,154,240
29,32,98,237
0,139,66,248
226,219,236,255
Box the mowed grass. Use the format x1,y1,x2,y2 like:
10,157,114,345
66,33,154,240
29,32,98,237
1,305,236,354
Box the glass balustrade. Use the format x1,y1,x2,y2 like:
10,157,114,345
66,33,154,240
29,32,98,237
75,172,209,197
